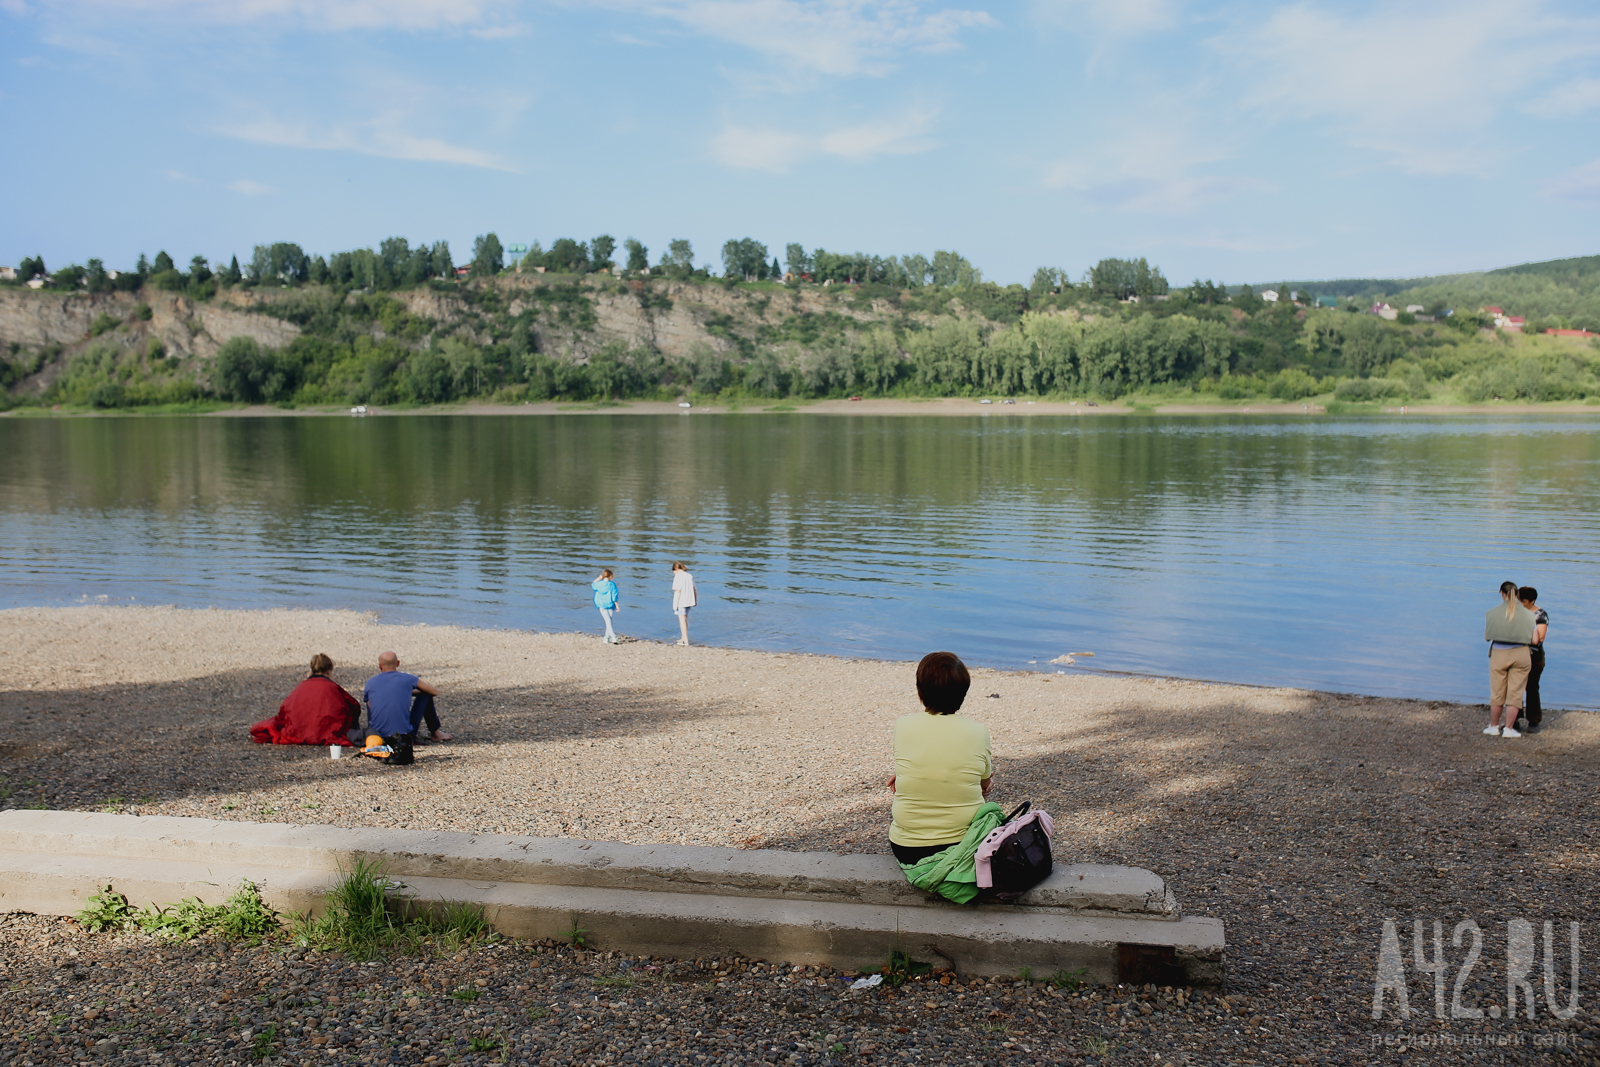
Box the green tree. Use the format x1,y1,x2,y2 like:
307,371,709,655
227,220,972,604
135,254,150,278
624,238,649,273
213,337,294,402
153,251,175,274
721,238,769,281
785,243,811,278
431,241,454,278
589,235,616,271
85,259,110,293
471,233,504,278
223,256,242,283
545,238,589,273
661,239,694,276
930,251,980,288
189,256,212,285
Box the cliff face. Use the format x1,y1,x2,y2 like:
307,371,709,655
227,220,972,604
1,275,939,398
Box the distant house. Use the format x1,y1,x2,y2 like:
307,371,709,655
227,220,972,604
1261,289,1279,303
1369,302,1398,321
1548,328,1598,338
1405,304,1425,314
26,277,46,289
1316,295,1339,309
1480,306,1526,331
0,266,15,281
455,266,471,278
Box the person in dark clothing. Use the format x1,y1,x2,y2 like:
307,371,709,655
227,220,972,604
362,651,451,745
1518,587,1548,733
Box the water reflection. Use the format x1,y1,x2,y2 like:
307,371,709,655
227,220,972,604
1,413,1595,708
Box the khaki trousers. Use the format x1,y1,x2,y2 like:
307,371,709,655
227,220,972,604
1489,645,1531,708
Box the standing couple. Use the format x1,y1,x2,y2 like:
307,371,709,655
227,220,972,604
1483,582,1550,737
591,562,698,646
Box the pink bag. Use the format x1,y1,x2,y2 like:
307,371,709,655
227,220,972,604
975,807,1054,889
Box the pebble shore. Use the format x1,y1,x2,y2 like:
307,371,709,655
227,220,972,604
2,605,1597,1066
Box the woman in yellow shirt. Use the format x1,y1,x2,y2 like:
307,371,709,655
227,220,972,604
887,652,994,865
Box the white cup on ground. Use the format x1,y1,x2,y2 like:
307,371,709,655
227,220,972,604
329,745,342,760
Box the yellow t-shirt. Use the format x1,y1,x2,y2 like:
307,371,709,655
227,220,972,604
889,711,993,847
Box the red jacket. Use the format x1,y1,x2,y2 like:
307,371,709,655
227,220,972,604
250,675,361,746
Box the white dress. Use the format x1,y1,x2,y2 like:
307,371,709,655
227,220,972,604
672,571,697,613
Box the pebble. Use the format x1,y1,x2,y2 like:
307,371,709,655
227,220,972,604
2,607,1599,1063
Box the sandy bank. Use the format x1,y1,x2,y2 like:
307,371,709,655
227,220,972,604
4,606,1599,1058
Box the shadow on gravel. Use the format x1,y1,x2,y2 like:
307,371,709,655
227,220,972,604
0,662,747,814
771,689,1600,1007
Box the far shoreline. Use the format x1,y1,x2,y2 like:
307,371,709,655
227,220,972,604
5,396,1600,419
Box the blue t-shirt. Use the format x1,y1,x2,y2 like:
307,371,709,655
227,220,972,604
363,671,419,737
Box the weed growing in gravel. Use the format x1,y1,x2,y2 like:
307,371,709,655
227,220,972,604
136,882,281,943
292,862,494,959
883,949,931,988
1083,1035,1109,1055
212,881,281,944
1046,966,1089,991
527,1006,549,1020
593,975,634,988
451,988,481,1002
562,920,588,949
75,885,137,932
250,1023,278,1060
1018,966,1033,983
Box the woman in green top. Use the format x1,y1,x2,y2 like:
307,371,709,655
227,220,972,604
886,652,994,865
1484,580,1538,738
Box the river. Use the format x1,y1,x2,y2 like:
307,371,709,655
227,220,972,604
1,412,1594,708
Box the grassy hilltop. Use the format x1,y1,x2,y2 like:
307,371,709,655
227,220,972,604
4,245,1599,412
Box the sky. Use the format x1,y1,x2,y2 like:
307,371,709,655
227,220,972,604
3,0,1599,287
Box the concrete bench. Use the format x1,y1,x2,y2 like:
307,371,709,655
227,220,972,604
0,810,1224,984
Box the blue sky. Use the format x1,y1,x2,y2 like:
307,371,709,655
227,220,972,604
3,0,1598,286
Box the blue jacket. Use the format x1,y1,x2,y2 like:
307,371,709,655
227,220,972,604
592,578,619,610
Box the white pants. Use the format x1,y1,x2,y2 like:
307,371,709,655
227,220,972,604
598,608,616,641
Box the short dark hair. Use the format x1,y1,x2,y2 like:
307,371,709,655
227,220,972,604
916,651,971,715
1518,586,1538,602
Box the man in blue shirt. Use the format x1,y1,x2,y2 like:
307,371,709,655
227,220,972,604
362,651,449,744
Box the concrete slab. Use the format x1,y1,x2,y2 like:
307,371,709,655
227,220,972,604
0,811,1224,984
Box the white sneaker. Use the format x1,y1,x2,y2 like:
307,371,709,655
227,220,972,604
1483,725,1501,735
1501,726,1522,738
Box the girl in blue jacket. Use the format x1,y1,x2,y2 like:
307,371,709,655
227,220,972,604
592,569,621,644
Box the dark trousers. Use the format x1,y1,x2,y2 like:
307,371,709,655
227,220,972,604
409,692,442,736
1524,650,1545,727
890,840,961,865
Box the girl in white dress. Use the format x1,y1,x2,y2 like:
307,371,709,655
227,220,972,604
671,561,697,646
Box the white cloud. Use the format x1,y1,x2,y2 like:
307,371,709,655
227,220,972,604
38,0,517,32
163,168,197,182
1029,0,1179,35
227,178,275,195
1222,0,1600,175
1543,157,1600,204
1043,117,1269,213
712,108,937,171
589,0,995,76
216,112,516,170
1527,77,1600,116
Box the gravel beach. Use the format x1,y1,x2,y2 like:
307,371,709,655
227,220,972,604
2,606,1597,1065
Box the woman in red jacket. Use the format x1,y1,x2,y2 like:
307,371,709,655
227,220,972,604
251,654,361,746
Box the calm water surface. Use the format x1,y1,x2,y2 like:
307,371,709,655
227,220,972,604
1,413,1595,708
